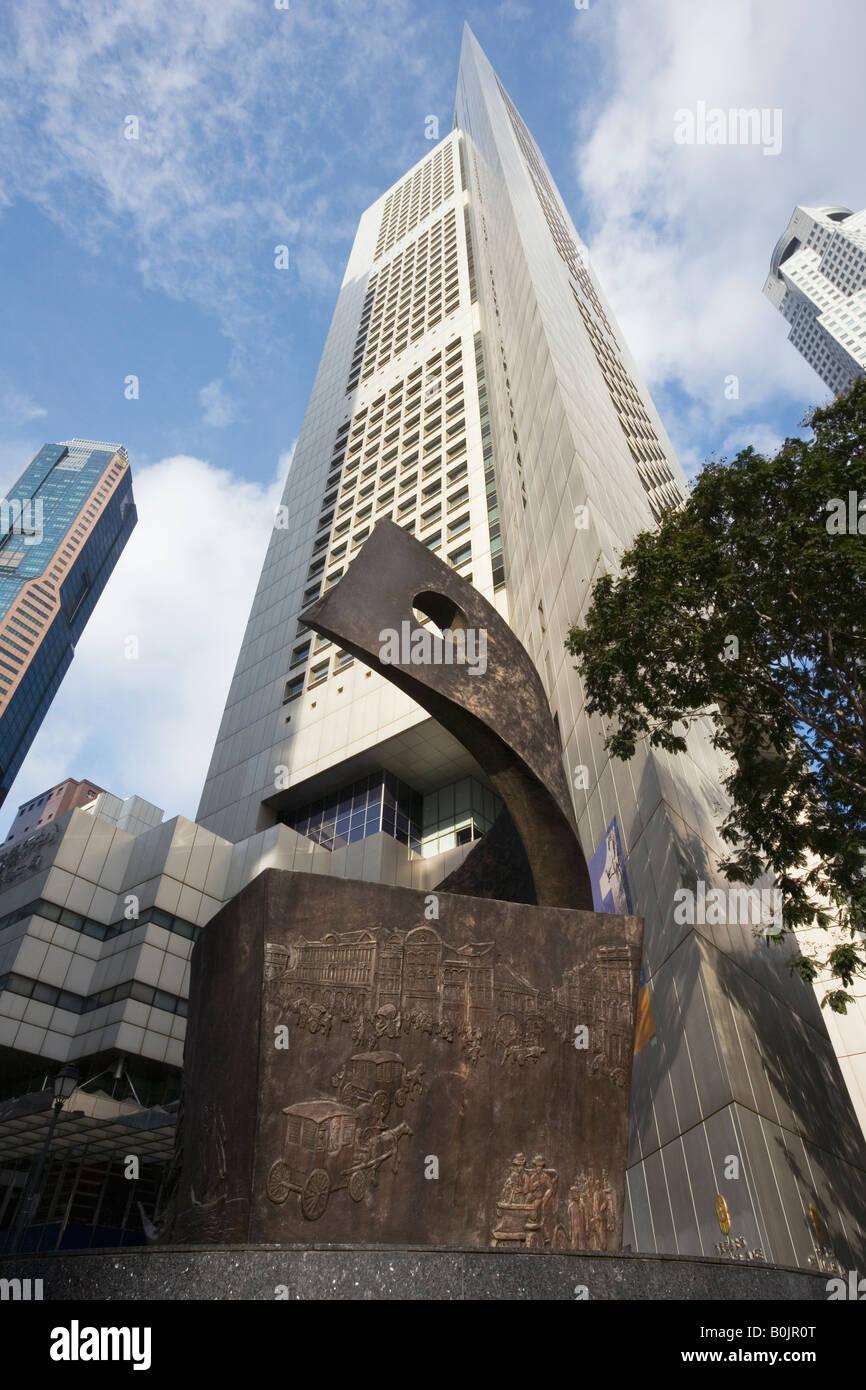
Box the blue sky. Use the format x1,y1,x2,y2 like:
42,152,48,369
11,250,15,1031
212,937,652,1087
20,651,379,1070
0,0,862,827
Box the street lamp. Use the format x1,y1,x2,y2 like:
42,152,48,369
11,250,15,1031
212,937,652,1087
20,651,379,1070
10,1064,80,1253
52,1064,80,1107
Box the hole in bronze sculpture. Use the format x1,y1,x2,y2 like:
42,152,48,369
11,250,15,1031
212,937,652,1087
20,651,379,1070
412,588,469,634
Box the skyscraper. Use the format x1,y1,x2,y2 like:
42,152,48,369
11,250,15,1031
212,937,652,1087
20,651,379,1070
195,28,865,1265
0,440,136,807
764,204,866,394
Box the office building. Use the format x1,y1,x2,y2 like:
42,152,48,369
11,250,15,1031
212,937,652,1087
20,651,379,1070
764,204,866,393
4,778,106,846
0,440,137,807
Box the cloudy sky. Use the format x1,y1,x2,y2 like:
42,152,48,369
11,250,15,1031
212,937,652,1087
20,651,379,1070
0,0,861,826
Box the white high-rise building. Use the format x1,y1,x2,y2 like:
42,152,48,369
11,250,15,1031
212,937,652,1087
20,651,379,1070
764,204,866,394
193,28,866,1266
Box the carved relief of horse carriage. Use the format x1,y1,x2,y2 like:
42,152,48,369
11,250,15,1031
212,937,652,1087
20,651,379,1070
330,1050,424,1116
266,1099,412,1220
266,1049,423,1220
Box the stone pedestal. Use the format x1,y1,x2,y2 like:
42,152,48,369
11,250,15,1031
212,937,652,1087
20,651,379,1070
162,869,643,1252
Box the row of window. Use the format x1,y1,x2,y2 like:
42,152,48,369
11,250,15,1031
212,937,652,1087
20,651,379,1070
0,968,188,1019
288,338,476,704
283,769,423,852
497,77,683,525
0,896,200,946
473,332,506,589
348,208,461,390
283,645,354,703
375,140,455,259
474,183,528,514
303,339,469,601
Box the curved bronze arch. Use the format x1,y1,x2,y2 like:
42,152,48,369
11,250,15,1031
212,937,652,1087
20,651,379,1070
300,519,592,910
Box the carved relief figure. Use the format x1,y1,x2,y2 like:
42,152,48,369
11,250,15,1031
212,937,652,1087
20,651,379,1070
265,927,637,1080
191,1102,227,1210
0,823,59,890
491,1153,567,1249
266,1050,421,1220
567,1176,592,1248
492,1155,618,1250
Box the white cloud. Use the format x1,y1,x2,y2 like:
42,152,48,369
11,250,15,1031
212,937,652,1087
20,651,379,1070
720,422,784,460
569,0,864,453
497,1,532,22
0,0,438,346
2,451,286,824
0,378,47,427
199,378,237,428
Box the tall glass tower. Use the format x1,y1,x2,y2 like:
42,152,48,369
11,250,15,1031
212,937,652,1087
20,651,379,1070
197,27,866,1266
0,439,136,805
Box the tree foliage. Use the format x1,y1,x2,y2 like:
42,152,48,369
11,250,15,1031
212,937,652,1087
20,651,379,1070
566,379,866,1010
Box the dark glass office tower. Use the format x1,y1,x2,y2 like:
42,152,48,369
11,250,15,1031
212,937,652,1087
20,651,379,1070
0,439,136,805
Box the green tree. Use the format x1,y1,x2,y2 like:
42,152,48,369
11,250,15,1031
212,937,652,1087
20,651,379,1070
566,378,866,1011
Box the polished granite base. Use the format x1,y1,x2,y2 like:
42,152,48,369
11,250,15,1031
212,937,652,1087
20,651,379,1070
0,1244,832,1300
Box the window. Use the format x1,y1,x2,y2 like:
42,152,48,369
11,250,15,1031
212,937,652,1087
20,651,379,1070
283,675,304,703
309,660,329,688
63,567,92,622
290,641,311,667
449,541,472,567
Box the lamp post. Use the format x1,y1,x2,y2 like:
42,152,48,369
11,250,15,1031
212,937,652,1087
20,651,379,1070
10,1064,80,1253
